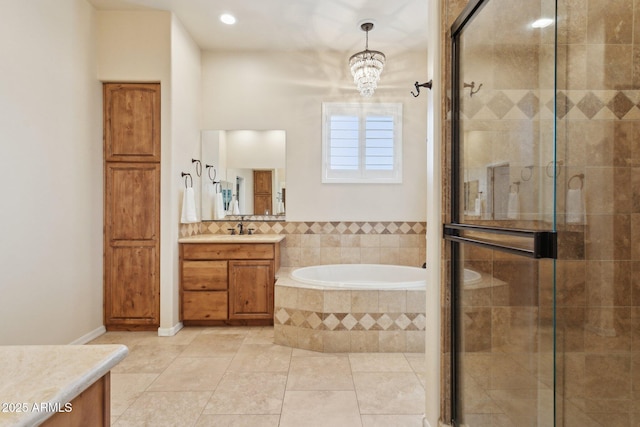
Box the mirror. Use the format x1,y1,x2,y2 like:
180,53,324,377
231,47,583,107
201,130,286,221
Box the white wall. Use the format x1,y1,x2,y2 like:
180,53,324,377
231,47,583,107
201,50,428,221
168,15,202,333
0,0,103,344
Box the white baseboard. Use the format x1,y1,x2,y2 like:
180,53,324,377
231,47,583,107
69,325,107,345
158,322,183,337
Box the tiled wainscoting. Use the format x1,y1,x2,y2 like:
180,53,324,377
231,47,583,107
180,221,427,268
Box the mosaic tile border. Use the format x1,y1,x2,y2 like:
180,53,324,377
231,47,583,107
180,221,427,238
274,308,426,332
458,89,640,121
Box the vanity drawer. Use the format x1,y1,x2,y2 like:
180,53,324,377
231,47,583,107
182,291,227,320
182,243,274,260
182,260,227,290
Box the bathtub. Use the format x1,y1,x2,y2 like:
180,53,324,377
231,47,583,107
291,264,427,290
288,263,481,290
274,264,428,353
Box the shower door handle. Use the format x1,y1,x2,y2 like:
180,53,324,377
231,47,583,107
443,224,557,259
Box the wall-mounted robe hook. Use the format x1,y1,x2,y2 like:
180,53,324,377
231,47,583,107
411,80,432,97
192,159,202,177
181,172,193,188
464,81,482,97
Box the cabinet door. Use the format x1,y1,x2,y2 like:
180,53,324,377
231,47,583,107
182,291,227,320
253,170,272,215
104,162,160,329
105,242,158,327
228,260,274,320
104,83,160,163
105,163,160,240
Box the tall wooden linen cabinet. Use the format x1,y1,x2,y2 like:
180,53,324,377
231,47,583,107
103,83,161,330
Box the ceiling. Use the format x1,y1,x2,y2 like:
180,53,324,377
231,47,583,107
88,0,429,54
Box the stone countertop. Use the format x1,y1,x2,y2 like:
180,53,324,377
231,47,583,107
178,234,285,244
0,344,128,427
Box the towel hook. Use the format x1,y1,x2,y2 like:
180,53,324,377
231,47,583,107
192,159,202,177
181,172,193,188
464,81,483,97
411,80,432,97
568,173,584,190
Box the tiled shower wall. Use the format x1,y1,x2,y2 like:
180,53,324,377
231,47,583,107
554,0,640,425
180,221,426,268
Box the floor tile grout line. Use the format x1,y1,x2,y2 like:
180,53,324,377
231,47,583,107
347,352,366,424
191,390,215,427
277,340,293,427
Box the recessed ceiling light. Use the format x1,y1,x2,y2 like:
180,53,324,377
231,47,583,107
220,13,236,25
531,18,554,28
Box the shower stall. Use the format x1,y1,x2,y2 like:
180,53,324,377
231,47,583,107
442,0,639,425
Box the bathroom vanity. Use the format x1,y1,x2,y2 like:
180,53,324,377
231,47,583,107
178,234,284,325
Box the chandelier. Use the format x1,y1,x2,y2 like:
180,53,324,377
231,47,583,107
349,22,385,98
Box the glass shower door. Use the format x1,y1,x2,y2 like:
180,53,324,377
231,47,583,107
445,0,558,425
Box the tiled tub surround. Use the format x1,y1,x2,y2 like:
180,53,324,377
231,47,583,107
273,268,426,353
180,221,427,269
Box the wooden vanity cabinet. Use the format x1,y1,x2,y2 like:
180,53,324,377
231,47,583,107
179,242,280,326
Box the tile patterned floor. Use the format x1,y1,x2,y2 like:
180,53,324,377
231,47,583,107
89,327,426,427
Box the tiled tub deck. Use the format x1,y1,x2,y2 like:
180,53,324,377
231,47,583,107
273,271,426,353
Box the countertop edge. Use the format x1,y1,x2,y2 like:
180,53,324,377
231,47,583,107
23,344,128,427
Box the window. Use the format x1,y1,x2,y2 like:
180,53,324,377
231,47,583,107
322,102,403,183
